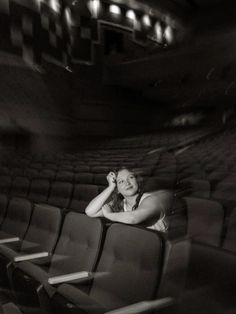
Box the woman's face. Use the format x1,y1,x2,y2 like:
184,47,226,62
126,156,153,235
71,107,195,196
116,169,139,197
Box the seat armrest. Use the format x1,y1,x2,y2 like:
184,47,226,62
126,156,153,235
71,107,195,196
104,297,174,314
0,237,20,244
48,271,92,285
14,252,49,262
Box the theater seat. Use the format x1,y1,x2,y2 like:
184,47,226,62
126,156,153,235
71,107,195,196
177,179,210,199
69,184,99,213
93,174,108,186
0,175,12,195
211,182,236,217
28,179,50,203
39,169,56,181
184,197,224,246
47,181,73,209
56,171,74,183
75,173,93,184
143,176,176,191
50,224,189,314
0,194,8,226
0,166,9,175
90,166,110,174
10,177,30,198
11,212,104,314
24,168,39,180
222,207,236,253
0,198,32,243
74,165,90,173
51,223,163,314
10,168,25,177
0,204,62,288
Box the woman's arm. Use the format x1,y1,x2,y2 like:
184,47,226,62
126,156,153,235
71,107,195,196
102,192,171,224
85,172,116,217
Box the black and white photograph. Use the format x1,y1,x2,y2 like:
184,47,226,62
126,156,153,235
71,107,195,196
0,0,235,313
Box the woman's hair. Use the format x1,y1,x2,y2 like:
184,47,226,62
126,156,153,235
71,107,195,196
110,167,143,213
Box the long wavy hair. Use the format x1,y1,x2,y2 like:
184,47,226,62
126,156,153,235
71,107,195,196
110,167,144,212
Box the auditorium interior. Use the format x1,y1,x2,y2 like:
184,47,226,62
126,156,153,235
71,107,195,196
0,0,235,313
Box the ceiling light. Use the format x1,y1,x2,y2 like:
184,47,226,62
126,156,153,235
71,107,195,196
154,22,163,43
164,25,174,44
109,4,121,15
126,10,136,21
142,14,151,27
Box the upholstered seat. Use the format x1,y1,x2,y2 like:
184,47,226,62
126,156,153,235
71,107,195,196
11,213,104,314
51,223,164,314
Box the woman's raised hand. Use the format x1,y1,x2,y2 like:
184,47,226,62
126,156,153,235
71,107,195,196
106,171,117,189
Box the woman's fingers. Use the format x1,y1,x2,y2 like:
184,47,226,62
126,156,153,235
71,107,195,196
108,171,116,178
102,204,112,214
107,172,117,185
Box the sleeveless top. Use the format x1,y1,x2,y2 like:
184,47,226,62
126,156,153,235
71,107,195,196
123,192,169,232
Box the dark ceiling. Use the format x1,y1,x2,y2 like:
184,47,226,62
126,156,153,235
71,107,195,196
0,0,235,109
104,0,236,108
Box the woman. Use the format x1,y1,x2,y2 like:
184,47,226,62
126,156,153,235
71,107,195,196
85,168,173,232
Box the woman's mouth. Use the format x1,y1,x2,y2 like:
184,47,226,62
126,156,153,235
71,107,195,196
125,186,133,190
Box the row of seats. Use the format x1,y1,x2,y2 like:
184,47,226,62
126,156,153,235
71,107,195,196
0,127,234,313
0,161,153,176
183,197,236,252
0,150,162,186
0,181,99,214
1,146,235,252
175,128,236,182
3,149,151,169
177,179,236,217
0,208,190,314
1,127,214,181
0,166,188,242
92,128,212,149
0,174,106,196
0,166,155,186
0,185,234,256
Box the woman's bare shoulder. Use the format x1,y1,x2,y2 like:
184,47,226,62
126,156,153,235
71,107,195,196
149,189,173,195
146,190,173,198
142,190,173,207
